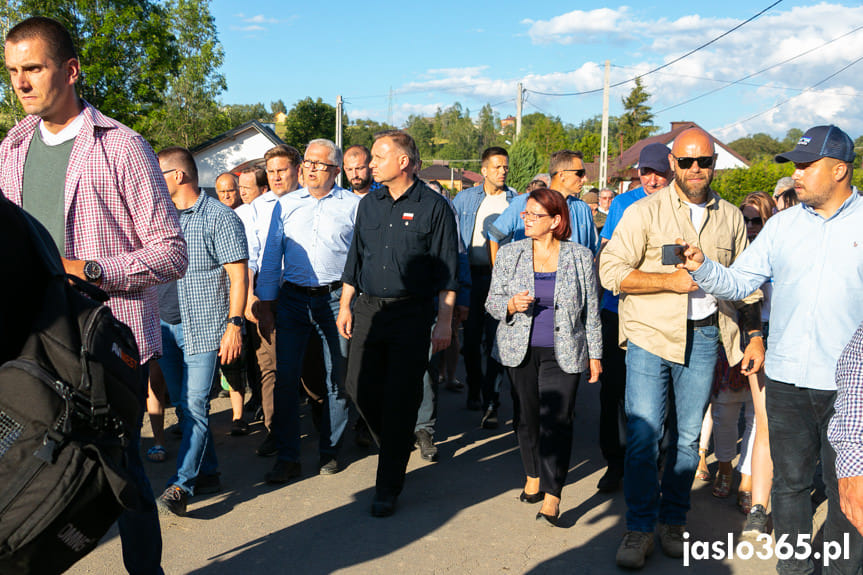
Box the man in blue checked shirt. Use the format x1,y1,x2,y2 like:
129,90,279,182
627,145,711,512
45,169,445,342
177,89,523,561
256,139,360,482
832,321,863,538
155,147,249,517
488,149,599,263
680,125,863,575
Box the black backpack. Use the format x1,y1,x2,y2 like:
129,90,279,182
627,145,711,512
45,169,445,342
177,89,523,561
0,200,143,574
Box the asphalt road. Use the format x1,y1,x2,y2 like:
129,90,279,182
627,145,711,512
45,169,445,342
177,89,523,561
66,361,794,575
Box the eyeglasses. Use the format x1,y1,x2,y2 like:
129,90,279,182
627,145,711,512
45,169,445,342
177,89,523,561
520,211,551,221
302,160,337,171
673,155,715,169
743,216,763,226
161,168,177,175
557,169,586,178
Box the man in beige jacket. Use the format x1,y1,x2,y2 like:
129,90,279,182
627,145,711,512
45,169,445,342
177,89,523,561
599,128,763,569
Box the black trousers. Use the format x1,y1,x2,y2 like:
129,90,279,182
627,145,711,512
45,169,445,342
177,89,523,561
509,346,580,498
462,268,503,407
599,309,626,468
346,294,434,496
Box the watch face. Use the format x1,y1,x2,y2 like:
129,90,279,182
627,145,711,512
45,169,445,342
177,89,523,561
84,260,102,281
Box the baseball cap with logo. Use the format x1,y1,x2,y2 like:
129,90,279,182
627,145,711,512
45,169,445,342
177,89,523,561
775,125,855,164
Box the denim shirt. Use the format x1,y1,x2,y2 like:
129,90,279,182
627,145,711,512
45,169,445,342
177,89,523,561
488,193,600,255
692,191,863,390
452,184,518,254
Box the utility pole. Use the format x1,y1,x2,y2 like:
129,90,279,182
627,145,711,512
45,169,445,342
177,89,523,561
599,60,610,188
335,94,343,187
515,82,523,139
387,87,394,127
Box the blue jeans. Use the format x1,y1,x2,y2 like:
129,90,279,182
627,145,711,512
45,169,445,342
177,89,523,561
415,320,442,434
623,325,719,531
118,362,164,575
157,321,219,495
273,285,349,461
766,378,863,575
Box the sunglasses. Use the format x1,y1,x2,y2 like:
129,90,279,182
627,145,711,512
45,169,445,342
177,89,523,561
673,155,715,169
743,216,763,226
557,169,586,178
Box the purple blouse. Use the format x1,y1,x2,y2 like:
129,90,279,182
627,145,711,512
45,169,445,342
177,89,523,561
529,271,556,348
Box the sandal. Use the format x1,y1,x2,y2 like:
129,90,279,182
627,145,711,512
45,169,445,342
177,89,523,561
146,445,166,463
695,448,710,482
737,490,752,515
712,470,731,498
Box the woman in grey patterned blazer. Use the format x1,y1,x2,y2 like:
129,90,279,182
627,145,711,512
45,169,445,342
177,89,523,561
485,187,602,526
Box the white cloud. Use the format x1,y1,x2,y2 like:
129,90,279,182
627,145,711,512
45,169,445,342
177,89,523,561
523,7,634,43
230,13,296,33
512,3,863,136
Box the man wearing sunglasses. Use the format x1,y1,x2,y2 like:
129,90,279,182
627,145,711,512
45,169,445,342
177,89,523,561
488,149,599,262
256,139,359,481
600,128,762,569
681,125,863,575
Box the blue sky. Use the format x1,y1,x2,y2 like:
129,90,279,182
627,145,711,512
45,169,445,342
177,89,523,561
211,1,863,141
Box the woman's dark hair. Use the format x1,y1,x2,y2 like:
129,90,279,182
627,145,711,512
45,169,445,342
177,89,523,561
528,187,571,240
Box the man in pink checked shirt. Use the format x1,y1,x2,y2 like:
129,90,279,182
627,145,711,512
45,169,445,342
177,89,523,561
0,16,187,575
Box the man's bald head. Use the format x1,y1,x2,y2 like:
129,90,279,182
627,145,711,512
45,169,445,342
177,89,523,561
670,128,716,203
671,128,715,158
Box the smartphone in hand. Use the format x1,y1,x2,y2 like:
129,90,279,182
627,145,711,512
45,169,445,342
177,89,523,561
661,244,684,266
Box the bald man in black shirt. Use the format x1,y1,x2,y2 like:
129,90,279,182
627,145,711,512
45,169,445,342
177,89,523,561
338,130,459,517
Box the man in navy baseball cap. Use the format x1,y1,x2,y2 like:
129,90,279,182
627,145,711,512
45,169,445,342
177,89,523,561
775,125,855,164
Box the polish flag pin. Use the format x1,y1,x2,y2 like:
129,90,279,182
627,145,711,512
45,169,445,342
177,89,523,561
402,213,414,221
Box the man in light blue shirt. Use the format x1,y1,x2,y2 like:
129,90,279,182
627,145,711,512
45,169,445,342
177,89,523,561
257,139,360,482
681,125,863,575
488,149,598,261
247,145,302,458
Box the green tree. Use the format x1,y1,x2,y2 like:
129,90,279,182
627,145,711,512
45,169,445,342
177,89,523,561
477,103,501,150
727,133,783,163
344,118,392,151
619,77,657,150
12,0,178,130
781,128,803,151
508,138,542,193
404,114,435,165
222,103,268,127
712,158,794,206
136,0,226,150
433,103,480,164
521,113,569,167
270,99,287,115
282,97,337,151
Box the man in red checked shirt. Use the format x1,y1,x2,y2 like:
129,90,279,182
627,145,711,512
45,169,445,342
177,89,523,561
0,17,187,575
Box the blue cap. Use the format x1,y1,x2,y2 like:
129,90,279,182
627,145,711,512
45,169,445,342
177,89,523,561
638,143,671,174
775,125,855,164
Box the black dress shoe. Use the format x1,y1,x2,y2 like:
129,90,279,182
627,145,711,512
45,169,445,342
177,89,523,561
536,511,559,527
371,493,398,517
265,460,301,484
256,433,278,457
519,491,545,504
597,465,624,493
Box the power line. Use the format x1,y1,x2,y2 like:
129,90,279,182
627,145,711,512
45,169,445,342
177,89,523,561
652,23,863,115
715,53,863,134
525,0,784,97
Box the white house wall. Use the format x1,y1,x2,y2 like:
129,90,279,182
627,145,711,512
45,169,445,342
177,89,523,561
194,130,278,189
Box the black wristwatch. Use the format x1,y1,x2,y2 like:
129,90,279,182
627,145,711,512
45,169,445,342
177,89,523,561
227,316,244,327
83,260,103,283
748,330,764,340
